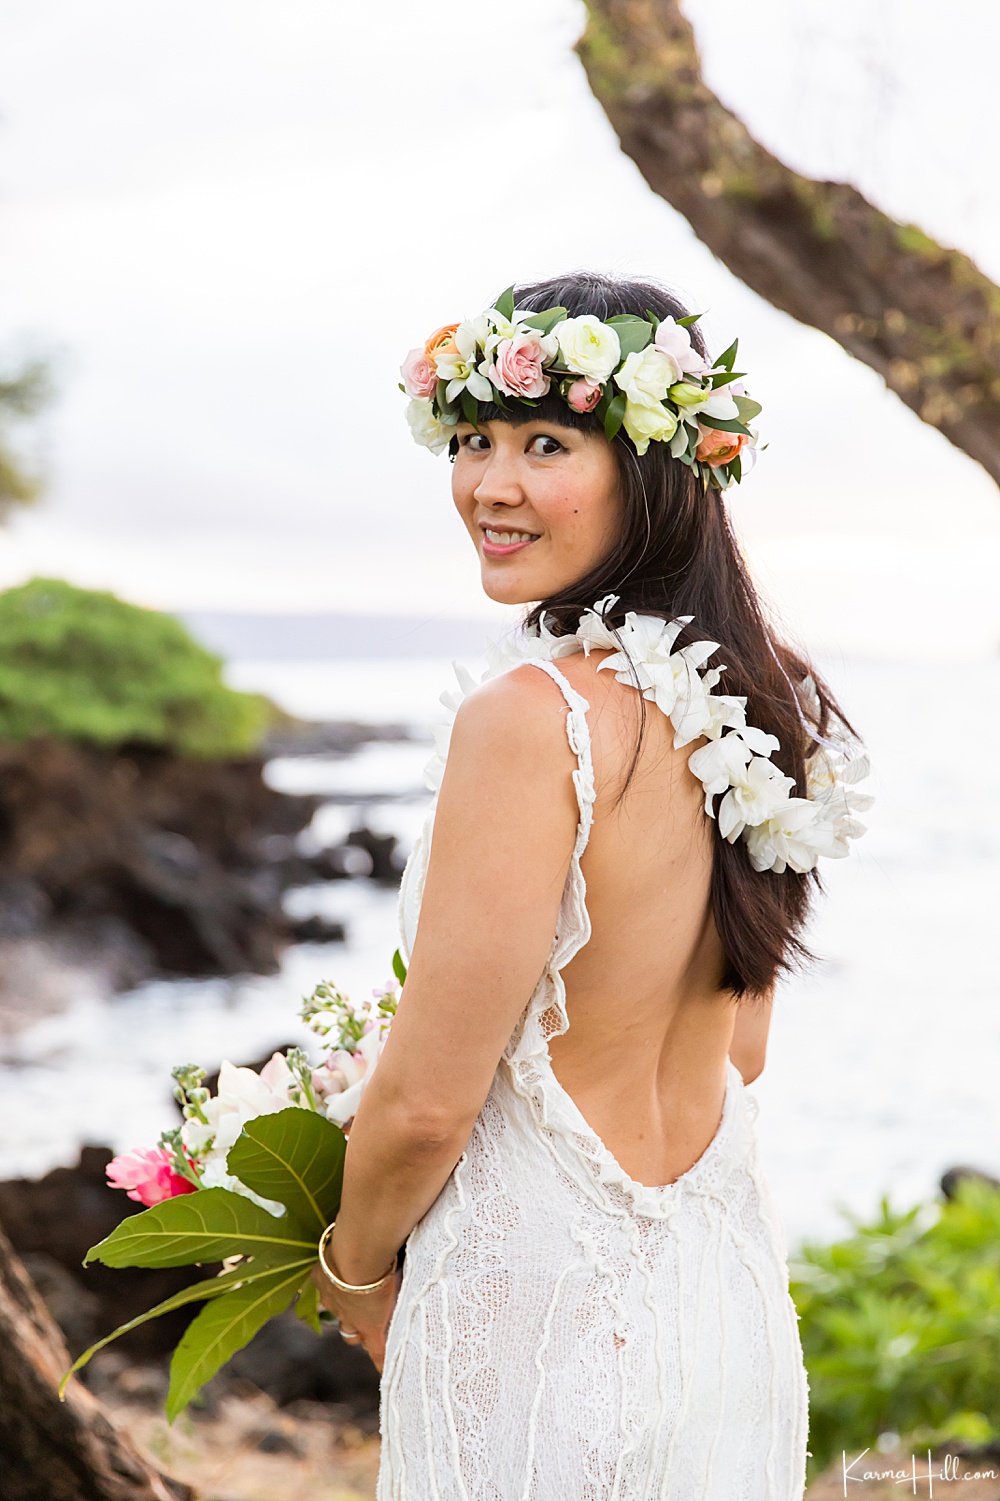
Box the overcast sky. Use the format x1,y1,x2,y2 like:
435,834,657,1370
0,0,998,657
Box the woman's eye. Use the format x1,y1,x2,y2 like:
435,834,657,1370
528,435,563,456
462,432,490,452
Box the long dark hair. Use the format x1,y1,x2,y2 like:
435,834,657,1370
465,270,857,1001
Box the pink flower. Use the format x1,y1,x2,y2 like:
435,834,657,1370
106,1147,197,1207
653,316,709,377
400,347,438,400
491,333,551,399
566,378,602,413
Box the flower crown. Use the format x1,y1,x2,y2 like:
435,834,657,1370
400,286,762,488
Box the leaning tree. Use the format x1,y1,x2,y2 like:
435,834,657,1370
577,0,1000,488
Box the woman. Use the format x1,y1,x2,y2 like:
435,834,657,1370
313,272,869,1499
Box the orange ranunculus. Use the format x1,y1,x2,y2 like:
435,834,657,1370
424,323,461,366
694,426,748,467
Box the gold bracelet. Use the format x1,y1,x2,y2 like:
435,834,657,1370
317,1221,398,1294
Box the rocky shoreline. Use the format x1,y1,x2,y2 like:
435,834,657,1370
0,722,417,1034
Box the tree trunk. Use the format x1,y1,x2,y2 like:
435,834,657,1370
577,0,1000,487
0,1224,192,1501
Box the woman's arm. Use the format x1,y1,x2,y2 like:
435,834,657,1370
728,988,773,1084
321,665,580,1298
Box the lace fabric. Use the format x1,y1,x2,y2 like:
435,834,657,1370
380,658,810,1500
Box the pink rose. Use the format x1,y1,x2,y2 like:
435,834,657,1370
106,1146,197,1206
491,333,551,399
566,378,602,413
400,347,438,400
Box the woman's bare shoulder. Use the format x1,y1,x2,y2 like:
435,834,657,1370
448,661,587,777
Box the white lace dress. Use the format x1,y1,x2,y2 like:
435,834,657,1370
377,656,810,1501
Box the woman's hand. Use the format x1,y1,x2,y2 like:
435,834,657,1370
311,1261,402,1374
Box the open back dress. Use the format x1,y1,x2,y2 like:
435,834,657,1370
376,649,811,1501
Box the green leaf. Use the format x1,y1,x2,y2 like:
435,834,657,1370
603,392,627,442
606,316,653,359
227,1109,345,1237
734,395,762,422
644,309,660,332
709,369,746,389
294,1276,323,1335
494,285,515,322
699,415,750,435
676,312,703,328
166,1260,313,1422
392,948,407,985
521,306,567,336
729,454,742,484
714,338,738,372
460,390,480,428
84,1187,316,1269
60,1262,277,1396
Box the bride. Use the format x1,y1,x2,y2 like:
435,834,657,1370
313,271,870,1500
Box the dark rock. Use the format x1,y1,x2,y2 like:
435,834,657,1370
345,828,405,885
0,1145,218,1362
0,738,320,979
289,916,348,945
253,1424,305,1456
223,1308,380,1415
261,720,416,758
940,1164,1000,1200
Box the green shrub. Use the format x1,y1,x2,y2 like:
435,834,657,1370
790,1177,1000,1479
0,577,267,757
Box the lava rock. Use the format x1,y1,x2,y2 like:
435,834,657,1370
0,739,320,979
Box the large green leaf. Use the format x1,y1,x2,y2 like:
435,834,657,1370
714,337,739,372
60,1261,277,1395
166,1259,313,1421
521,305,567,336
493,285,515,322
294,1275,323,1335
227,1108,345,1237
603,391,627,442
606,315,653,359
84,1186,316,1268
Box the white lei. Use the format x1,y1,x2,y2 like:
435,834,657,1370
425,594,872,876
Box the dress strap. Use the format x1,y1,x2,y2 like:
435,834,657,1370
522,659,596,863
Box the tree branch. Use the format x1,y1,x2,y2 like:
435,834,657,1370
578,0,1000,486
0,1223,192,1501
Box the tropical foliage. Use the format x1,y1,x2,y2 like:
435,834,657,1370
0,577,266,756
790,1177,1000,1478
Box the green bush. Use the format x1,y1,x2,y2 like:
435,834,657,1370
0,577,267,757
790,1177,1000,1479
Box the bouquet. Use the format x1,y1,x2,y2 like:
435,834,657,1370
59,951,406,1421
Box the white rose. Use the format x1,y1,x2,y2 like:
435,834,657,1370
615,345,680,405
556,315,622,382
621,398,679,455
406,398,454,455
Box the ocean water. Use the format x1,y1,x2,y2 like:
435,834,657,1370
1,651,997,1253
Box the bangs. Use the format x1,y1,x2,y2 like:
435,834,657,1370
465,389,606,434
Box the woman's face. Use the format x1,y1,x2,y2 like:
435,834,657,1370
451,418,621,605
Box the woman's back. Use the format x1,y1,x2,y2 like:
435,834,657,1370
380,640,811,1501
543,647,741,1191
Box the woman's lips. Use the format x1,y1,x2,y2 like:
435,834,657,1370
480,530,540,558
